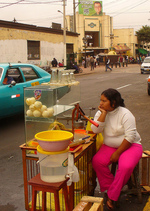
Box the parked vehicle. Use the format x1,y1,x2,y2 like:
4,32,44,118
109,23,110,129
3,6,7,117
0,63,51,118
141,56,150,74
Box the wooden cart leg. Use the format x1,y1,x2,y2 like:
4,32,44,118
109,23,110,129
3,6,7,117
54,190,60,211
69,183,74,210
42,191,46,211
31,187,37,211
63,184,70,211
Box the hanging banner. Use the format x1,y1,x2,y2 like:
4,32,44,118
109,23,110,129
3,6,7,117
79,0,103,16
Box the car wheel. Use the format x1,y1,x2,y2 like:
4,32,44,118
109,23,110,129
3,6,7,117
148,89,150,95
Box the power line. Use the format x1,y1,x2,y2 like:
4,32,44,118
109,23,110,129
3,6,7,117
0,0,24,9
0,0,62,4
103,0,149,17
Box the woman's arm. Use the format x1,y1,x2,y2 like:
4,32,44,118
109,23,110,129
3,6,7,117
110,139,131,162
91,106,107,133
97,106,107,122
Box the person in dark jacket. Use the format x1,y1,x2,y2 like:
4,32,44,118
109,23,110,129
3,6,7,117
52,58,58,67
3,71,14,85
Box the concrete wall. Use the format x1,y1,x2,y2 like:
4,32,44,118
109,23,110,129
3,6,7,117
0,26,78,66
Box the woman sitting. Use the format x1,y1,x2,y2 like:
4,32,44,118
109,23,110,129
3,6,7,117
91,88,143,210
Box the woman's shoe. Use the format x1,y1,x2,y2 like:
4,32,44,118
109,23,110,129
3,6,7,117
106,197,114,210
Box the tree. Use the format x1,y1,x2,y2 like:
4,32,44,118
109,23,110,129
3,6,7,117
136,25,150,46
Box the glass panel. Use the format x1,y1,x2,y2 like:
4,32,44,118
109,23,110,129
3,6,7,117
0,67,3,80
144,58,150,63
21,67,38,81
5,68,23,83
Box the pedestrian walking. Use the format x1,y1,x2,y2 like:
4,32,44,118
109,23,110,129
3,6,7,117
105,56,112,71
90,56,94,71
125,55,128,64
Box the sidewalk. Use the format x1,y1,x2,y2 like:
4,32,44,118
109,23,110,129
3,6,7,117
75,63,140,76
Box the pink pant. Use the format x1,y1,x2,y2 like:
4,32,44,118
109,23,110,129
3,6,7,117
92,143,143,201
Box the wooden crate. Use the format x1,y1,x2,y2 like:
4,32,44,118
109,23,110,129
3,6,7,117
140,151,150,192
73,196,103,211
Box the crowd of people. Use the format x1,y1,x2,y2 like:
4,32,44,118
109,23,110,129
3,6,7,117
81,54,148,69
50,53,148,74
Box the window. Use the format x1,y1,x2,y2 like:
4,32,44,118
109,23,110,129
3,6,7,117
27,40,40,60
0,68,3,80
21,67,39,81
7,68,23,83
67,44,73,54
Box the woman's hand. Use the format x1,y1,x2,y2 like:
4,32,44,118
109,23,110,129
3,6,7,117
110,151,120,163
97,106,107,122
110,140,131,162
98,105,107,114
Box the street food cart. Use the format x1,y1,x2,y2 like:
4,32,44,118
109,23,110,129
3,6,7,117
20,72,97,210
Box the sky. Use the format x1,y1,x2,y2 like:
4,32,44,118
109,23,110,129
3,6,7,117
0,0,149,33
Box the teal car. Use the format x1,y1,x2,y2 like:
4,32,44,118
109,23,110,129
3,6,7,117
0,63,51,118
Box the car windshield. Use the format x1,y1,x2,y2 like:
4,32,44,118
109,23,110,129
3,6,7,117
144,58,150,63
0,67,4,80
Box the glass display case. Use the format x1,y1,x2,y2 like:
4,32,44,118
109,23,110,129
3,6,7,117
24,83,80,147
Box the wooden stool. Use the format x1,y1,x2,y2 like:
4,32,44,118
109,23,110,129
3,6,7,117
73,196,104,211
28,173,70,211
111,162,142,203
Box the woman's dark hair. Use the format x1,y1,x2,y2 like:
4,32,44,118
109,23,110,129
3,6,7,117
101,88,125,108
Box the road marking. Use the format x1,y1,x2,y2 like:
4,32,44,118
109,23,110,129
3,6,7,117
117,84,132,90
96,76,109,79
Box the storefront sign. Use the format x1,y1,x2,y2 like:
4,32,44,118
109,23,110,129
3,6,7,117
88,22,96,28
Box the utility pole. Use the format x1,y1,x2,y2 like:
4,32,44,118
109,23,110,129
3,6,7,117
105,34,119,49
73,0,76,32
105,17,118,50
63,0,66,66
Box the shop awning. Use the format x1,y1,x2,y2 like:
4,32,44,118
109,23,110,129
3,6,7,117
138,48,148,55
113,44,131,52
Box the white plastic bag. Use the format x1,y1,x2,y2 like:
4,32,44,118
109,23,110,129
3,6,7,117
67,153,80,186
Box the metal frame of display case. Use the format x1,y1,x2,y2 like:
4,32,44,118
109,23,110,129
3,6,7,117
20,137,97,211
22,83,98,210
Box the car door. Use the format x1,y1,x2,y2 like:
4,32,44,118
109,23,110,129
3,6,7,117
0,65,50,118
0,68,25,117
20,66,41,89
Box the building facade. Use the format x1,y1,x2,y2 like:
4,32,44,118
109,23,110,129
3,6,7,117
113,28,137,58
0,20,79,66
67,9,139,62
0,11,144,67
67,12,113,56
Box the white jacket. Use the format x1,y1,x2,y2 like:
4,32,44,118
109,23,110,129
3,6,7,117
91,106,141,148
